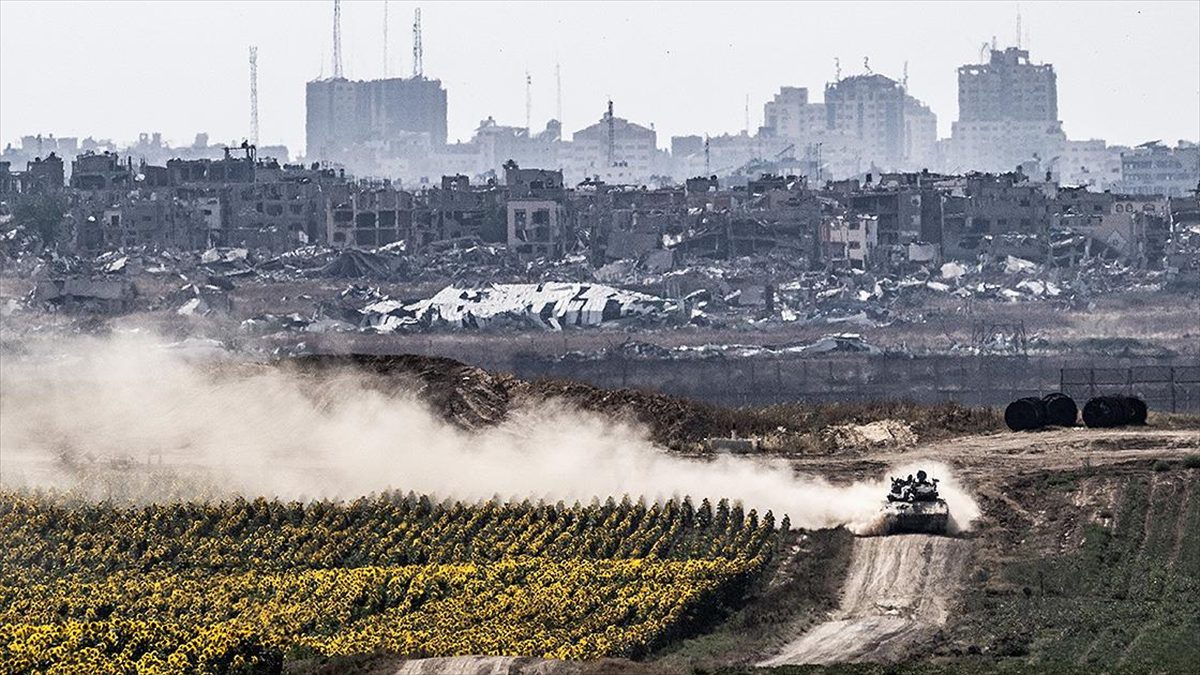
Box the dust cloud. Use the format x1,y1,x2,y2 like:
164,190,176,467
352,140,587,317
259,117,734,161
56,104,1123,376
0,333,979,532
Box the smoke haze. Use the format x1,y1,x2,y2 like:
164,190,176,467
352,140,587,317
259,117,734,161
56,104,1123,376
0,333,979,533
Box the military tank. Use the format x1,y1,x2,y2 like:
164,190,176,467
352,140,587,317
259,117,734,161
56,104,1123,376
881,470,950,534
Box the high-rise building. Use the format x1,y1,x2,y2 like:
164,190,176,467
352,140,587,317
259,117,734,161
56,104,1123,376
565,103,661,184
762,87,825,140
824,74,937,173
950,47,1066,172
1115,141,1200,198
305,76,448,163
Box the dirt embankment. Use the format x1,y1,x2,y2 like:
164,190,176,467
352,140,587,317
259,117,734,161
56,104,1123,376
760,534,971,666
282,353,1004,453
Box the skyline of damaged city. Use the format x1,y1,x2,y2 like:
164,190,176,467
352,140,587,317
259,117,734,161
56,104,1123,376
1,0,1198,159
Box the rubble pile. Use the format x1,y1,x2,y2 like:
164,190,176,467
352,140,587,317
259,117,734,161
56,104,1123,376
559,334,883,362
2,218,1194,341
359,282,676,332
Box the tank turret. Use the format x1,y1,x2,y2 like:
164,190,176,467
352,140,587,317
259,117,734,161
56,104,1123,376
880,469,949,534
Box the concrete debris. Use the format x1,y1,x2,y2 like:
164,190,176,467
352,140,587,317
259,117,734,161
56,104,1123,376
316,248,394,278
940,261,968,280
32,277,135,312
200,247,249,265
1003,255,1039,275
360,282,675,332
560,333,883,362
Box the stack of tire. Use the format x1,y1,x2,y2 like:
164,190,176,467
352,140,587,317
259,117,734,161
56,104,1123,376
1082,395,1148,428
1004,392,1079,431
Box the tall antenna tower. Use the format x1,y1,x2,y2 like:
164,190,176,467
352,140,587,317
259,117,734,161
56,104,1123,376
332,0,343,79
525,71,532,132
704,135,710,176
744,94,750,135
1016,4,1022,48
412,7,423,78
555,62,562,123
249,46,259,146
383,0,389,77
605,100,615,167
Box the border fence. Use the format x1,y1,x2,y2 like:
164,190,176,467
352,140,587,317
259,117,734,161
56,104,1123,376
1060,366,1200,414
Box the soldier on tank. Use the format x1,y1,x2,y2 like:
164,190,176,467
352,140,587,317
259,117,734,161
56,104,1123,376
910,470,939,502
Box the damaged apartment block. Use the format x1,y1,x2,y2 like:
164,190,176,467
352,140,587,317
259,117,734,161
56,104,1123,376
504,161,569,259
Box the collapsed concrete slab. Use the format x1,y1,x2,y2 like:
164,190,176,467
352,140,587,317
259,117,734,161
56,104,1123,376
362,282,676,332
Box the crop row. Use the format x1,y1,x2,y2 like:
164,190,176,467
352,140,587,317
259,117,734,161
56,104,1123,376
1,558,759,673
0,492,782,575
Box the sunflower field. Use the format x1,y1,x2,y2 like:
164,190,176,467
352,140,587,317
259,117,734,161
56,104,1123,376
0,491,784,673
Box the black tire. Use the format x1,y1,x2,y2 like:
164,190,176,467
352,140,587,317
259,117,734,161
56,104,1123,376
1083,395,1130,428
1042,392,1079,427
1005,396,1047,431
1124,396,1148,425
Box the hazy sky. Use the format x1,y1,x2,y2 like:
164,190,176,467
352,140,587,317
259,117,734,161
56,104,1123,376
1,0,1197,155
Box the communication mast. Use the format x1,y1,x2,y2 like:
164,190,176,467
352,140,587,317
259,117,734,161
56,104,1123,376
525,71,532,132
605,100,615,167
249,46,259,146
1016,4,1022,48
412,7,423,78
332,0,343,79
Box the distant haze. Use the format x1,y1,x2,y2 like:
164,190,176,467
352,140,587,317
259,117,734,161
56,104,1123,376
1,0,1197,154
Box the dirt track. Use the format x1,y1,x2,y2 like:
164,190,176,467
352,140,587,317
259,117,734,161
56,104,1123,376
791,426,1200,484
761,426,1198,666
760,534,971,665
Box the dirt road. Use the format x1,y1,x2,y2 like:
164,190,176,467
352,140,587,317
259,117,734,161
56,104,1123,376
760,534,971,665
791,426,1200,484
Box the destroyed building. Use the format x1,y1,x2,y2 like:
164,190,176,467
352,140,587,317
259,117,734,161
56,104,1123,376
940,171,1054,260
17,153,65,194
504,163,569,259
1115,141,1200,198
327,183,412,248
820,214,878,269
417,175,505,249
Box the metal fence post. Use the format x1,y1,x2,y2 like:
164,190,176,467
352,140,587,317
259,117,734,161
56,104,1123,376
1170,367,1177,413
